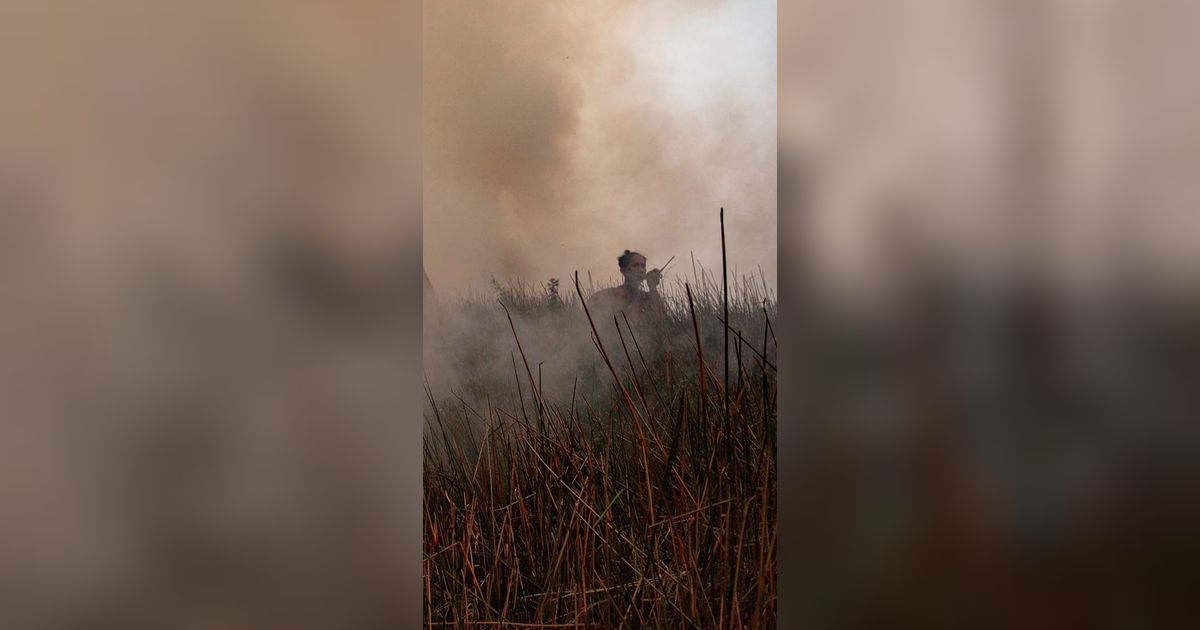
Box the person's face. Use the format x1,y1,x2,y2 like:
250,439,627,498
622,255,647,284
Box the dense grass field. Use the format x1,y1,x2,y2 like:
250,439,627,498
423,258,777,627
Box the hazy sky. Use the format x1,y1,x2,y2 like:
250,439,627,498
779,0,1200,302
424,0,777,293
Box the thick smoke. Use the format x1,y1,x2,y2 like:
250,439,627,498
780,0,1200,306
0,2,422,627
424,0,777,292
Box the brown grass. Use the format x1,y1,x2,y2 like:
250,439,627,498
424,225,776,628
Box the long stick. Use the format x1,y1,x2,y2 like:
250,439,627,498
720,208,730,441
685,283,706,428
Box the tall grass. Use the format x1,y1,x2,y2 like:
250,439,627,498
424,240,776,627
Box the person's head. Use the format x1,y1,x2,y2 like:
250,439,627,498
618,250,647,287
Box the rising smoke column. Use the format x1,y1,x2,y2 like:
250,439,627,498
424,0,777,292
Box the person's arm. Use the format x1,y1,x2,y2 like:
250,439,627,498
644,269,667,315
646,269,662,292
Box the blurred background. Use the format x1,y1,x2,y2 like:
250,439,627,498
6,0,1200,627
780,0,1200,627
0,1,422,628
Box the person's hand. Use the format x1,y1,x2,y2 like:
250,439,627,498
646,268,662,290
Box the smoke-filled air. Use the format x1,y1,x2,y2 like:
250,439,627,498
424,0,776,292
423,1,778,626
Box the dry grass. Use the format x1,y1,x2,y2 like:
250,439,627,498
423,228,777,627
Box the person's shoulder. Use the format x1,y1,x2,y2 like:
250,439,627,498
590,286,622,300
588,286,626,310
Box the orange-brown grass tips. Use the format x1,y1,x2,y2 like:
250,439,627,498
423,217,776,627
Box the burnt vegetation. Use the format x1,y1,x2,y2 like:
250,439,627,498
424,221,777,627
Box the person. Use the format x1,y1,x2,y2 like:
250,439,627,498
587,250,666,323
